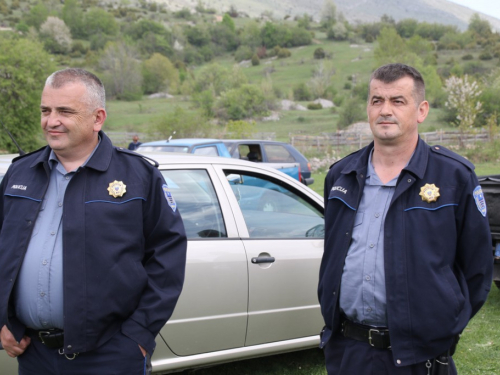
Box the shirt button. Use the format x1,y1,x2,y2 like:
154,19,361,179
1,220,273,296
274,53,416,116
42,260,48,265
58,203,63,207
65,176,70,180
365,275,371,281
369,243,374,248
51,232,55,236
40,292,45,297
375,213,380,218
367,307,372,312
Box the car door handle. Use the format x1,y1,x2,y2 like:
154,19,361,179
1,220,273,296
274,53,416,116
251,256,275,264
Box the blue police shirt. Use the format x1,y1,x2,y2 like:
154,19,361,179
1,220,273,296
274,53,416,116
339,150,398,327
14,140,100,330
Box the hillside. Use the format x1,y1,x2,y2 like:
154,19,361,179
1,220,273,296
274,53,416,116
158,0,500,31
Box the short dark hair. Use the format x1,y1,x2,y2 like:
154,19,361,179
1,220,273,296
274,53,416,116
45,68,106,110
369,63,425,104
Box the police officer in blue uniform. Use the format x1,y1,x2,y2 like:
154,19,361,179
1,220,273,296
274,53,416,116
318,63,492,374
0,68,187,374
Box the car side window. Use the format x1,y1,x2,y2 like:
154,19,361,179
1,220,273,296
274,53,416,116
193,146,218,156
225,171,324,239
263,144,295,163
161,169,227,239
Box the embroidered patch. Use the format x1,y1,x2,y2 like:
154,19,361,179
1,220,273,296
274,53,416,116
162,184,177,212
473,185,487,217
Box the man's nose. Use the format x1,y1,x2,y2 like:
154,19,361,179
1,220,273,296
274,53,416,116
44,112,60,127
380,101,393,116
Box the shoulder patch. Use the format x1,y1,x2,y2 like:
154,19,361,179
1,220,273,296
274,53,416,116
429,145,475,171
473,185,487,217
115,147,159,168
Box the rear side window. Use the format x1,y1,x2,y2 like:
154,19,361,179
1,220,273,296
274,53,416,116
161,169,227,239
193,146,219,156
263,144,295,163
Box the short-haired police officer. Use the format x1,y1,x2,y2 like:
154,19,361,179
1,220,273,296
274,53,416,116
0,68,187,375
318,63,492,374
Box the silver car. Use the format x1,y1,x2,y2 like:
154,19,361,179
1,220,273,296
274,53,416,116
0,153,325,374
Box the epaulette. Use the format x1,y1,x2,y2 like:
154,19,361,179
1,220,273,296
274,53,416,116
329,148,363,170
12,146,47,163
429,144,475,171
115,147,159,168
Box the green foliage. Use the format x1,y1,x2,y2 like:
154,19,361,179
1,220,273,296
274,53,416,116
468,13,492,39
438,31,474,50
0,35,57,152
462,54,474,60
374,27,406,65
193,64,247,96
216,84,268,120
234,45,253,62
251,54,260,66
239,20,261,49
174,8,192,20
24,1,49,30
99,41,143,101
314,47,325,59
142,53,178,95
277,48,291,59
307,102,322,110
337,97,366,129
152,106,210,138
293,82,312,101
320,0,336,30
396,18,419,38
414,22,458,41
222,13,235,32
62,0,86,39
224,120,256,138
261,22,311,49
85,8,118,36
192,89,215,118
184,25,210,47
479,51,493,61
209,23,238,52
327,23,348,41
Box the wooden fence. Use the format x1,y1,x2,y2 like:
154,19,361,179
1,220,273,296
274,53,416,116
290,129,500,152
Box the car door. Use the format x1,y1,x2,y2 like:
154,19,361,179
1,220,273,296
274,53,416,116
217,166,325,346
156,165,248,356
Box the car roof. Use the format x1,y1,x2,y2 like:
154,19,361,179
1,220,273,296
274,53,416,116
140,139,224,147
0,154,18,174
223,139,287,145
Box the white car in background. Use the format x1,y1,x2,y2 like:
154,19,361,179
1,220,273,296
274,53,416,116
0,153,325,374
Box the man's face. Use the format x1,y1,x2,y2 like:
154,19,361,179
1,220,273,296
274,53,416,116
40,82,103,157
367,77,428,145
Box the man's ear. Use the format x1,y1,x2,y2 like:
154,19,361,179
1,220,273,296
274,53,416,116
417,100,429,124
93,108,107,132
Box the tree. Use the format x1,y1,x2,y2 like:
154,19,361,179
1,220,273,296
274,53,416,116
24,1,49,30
216,84,268,120
321,0,336,29
62,0,86,38
40,17,72,54
222,13,235,32
337,98,366,129
142,53,178,94
84,8,119,36
240,20,261,49
445,75,482,134
152,106,210,138
374,27,406,66
0,36,57,152
99,41,143,100
468,13,492,38
308,62,335,99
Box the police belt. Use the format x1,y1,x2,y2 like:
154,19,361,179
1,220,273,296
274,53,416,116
26,328,64,349
340,316,391,349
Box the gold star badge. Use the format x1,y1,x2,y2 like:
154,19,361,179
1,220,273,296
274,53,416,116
107,180,127,198
419,183,440,203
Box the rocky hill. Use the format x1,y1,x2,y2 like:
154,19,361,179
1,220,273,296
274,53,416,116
158,0,500,31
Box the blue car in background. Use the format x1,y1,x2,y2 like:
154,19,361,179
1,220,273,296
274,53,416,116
137,138,231,157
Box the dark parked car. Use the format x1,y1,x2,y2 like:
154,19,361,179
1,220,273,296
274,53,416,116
479,175,500,289
223,140,314,185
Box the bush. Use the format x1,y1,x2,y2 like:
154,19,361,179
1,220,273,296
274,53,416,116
277,48,291,58
462,54,474,60
234,45,253,62
337,98,366,129
216,84,269,120
251,53,260,66
343,82,352,90
293,82,312,101
307,103,323,110
314,47,325,59
479,51,493,61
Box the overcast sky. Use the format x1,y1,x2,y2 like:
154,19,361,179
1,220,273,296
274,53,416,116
449,0,500,20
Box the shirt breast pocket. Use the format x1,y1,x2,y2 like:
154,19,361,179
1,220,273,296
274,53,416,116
353,212,364,227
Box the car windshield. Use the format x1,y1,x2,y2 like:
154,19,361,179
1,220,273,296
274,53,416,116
138,145,190,153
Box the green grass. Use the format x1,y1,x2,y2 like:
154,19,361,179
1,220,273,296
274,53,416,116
179,286,500,374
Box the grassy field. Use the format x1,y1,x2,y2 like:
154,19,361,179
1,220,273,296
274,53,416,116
179,286,500,374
